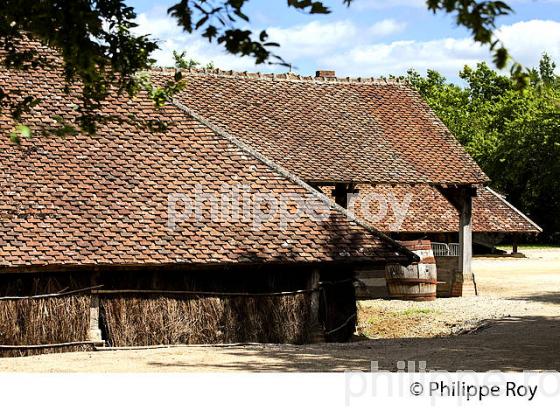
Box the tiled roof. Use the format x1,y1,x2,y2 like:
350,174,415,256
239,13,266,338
0,40,413,269
323,184,541,233
152,68,488,185
472,187,542,233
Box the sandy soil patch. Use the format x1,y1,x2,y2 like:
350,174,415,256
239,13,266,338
357,296,537,339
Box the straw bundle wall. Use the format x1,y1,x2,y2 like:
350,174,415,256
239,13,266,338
101,293,311,346
0,295,91,357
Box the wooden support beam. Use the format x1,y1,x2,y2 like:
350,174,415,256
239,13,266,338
437,185,477,296
458,189,473,280
308,269,320,327
307,269,324,343
88,270,104,343
332,183,358,208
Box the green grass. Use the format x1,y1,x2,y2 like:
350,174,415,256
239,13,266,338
400,307,437,316
363,307,436,325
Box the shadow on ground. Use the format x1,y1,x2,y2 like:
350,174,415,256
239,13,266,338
507,292,560,305
144,315,560,372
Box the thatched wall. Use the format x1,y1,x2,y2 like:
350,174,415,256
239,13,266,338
0,263,359,355
0,295,91,357
101,294,311,346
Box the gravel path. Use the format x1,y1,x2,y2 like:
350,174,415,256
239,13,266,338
357,295,539,339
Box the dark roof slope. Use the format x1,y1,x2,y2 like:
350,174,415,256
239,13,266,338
0,40,413,269
153,69,488,185
327,184,541,233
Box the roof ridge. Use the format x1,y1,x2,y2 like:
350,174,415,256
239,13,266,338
151,67,407,86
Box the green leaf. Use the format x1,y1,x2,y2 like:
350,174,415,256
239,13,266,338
9,132,21,145
16,124,32,139
493,47,509,70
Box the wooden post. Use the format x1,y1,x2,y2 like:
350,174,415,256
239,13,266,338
308,269,320,327
458,189,477,295
458,190,472,277
512,235,518,254
308,269,323,343
89,270,103,343
437,185,477,296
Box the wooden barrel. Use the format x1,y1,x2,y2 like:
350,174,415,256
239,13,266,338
385,239,437,301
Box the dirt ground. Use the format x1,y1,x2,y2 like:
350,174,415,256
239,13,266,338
358,248,560,339
1,248,559,372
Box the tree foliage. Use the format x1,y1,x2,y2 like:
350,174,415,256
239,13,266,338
1,0,522,134
1,0,160,131
173,50,214,70
406,56,560,242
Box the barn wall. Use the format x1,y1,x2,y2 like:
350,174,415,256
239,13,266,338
101,293,312,345
0,263,358,354
96,266,315,346
0,271,93,357
0,294,92,357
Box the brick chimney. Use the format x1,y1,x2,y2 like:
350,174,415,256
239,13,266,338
315,70,336,78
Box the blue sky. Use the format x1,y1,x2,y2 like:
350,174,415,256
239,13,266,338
129,0,560,82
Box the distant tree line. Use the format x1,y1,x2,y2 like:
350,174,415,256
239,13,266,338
403,55,560,243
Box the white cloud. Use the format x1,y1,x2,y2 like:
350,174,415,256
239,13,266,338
354,0,560,10
132,8,262,71
132,10,408,72
133,8,560,82
133,7,180,40
323,38,484,77
266,20,358,59
368,19,407,37
320,19,560,80
497,20,560,69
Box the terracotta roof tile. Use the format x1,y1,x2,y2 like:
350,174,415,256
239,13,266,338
153,68,488,185
0,39,412,269
320,184,541,233
471,187,541,233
